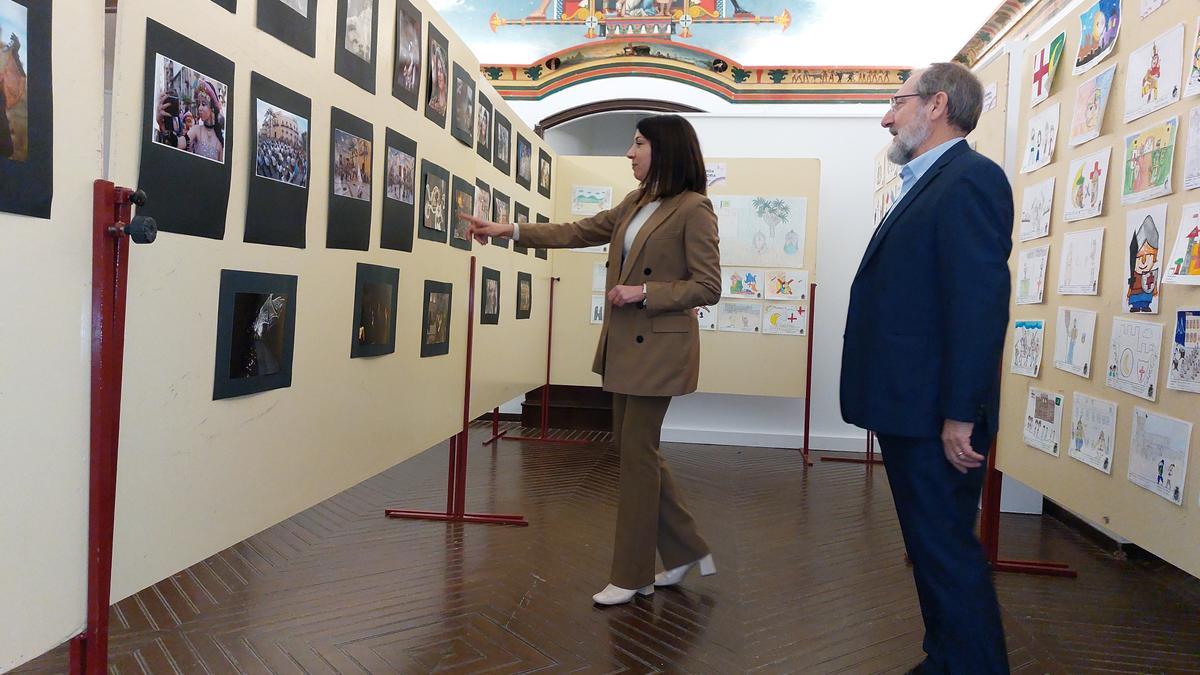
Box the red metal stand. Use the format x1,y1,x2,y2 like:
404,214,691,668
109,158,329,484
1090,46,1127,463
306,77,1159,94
978,439,1076,578
822,430,885,467
503,276,589,445
481,407,511,446
796,282,817,466
70,181,157,675
385,256,528,526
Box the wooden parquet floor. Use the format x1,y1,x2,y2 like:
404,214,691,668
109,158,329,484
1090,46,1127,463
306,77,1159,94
15,424,1200,674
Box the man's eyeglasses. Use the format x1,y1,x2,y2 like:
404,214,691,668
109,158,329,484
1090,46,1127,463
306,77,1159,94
889,93,923,110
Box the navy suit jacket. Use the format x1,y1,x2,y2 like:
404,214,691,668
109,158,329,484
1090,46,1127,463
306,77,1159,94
841,140,1014,439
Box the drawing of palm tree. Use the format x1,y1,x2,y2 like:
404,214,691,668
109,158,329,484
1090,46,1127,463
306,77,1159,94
752,197,790,237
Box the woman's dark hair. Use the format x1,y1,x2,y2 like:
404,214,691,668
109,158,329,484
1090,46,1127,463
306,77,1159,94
635,114,706,201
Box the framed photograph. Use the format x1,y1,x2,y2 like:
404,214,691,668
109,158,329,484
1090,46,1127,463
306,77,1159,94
480,266,501,325
335,0,378,93
137,20,235,239
351,263,399,358
418,159,449,244
211,0,237,11
424,25,449,128
327,107,372,250
0,0,52,218
476,94,493,161
493,111,511,175
256,0,317,56
381,128,417,251
245,73,310,248
213,270,298,400
450,175,474,251
516,271,532,319
515,133,532,189
537,148,552,198
450,63,475,147
421,280,453,357
490,189,510,248
535,213,549,258
390,0,421,109
513,202,529,255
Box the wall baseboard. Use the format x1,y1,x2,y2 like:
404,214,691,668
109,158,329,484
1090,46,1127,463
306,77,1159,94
661,427,870,452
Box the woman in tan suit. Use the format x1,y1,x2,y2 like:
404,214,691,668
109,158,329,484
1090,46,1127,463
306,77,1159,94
463,114,721,605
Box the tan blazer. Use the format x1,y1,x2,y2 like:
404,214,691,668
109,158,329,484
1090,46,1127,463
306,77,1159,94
517,189,720,396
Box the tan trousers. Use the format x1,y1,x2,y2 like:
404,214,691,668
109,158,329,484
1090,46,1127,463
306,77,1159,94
610,393,710,589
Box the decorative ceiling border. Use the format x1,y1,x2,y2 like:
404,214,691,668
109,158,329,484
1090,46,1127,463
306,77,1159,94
953,0,1077,68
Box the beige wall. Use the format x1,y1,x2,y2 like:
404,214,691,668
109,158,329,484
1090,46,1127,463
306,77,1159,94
1000,4,1200,577
0,5,105,670
549,155,820,397
105,0,553,603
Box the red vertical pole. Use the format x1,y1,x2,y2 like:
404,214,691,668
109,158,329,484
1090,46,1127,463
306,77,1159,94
455,257,478,517
800,283,817,466
979,440,1002,563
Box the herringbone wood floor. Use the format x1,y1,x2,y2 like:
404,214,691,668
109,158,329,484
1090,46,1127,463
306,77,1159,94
16,424,1200,673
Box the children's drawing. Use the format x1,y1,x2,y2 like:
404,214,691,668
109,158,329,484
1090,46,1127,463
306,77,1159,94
1185,16,1200,97
592,261,607,292
1165,202,1200,284
718,301,760,333
1069,392,1117,473
764,269,808,301
722,267,763,299
1010,319,1045,377
1106,316,1163,401
983,82,998,113
1058,227,1105,295
1121,116,1177,204
1167,308,1200,393
1127,407,1192,505
1073,0,1120,76
762,303,806,336
1019,177,1055,241
589,294,604,324
1053,307,1097,378
1124,203,1166,314
696,305,717,331
716,195,807,267
1021,102,1060,174
1064,146,1111,221
1124,23,1184,123
1031,31,1066,108
1069,64,1116,146
571,185,612,216
1023,387,1063,456
1016,244,1050,305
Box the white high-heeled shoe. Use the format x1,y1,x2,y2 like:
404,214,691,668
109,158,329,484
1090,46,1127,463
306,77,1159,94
653,553,716,587
592,583,654,605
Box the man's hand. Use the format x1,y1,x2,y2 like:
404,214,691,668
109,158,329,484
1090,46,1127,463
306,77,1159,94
942,419,984,474
607,284,645,307
461,213,514,244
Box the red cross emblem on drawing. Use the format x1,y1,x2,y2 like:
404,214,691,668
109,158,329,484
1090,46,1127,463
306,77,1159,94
1088,162,1102,182
786,311,799,323
1032,48,1051,97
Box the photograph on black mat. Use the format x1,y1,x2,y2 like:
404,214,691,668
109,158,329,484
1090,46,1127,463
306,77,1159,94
515,134,532,189
335,0,378,93
450,63,475,147
480,266,500,325
245,72,310,248
449,175,474,251
535,213,548,258
391,0,421,109
424,25,448,127
257,0,317,57
492,111,511,175
417,158,449,244
326,107,372,250
490,188,510,248
210,0,237,11
473,178,491,243
137,20,235,239
475,94,492,161
420,280,452,357
380,128,417,251
516,271,532,319
513,201,529,254
350,263,399,358
213,269,298,400
0,0,52,218
537,148,552,198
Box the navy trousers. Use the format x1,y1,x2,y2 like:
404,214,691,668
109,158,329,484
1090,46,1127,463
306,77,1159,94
876,431,1009,674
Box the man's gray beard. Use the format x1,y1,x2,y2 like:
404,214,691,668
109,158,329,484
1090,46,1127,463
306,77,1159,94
887,113,932,165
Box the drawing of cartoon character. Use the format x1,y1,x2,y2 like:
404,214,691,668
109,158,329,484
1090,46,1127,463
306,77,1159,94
1142,44,1161,103
1127,215,1160,312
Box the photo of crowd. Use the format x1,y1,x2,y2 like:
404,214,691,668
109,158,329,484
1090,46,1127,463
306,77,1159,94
385,146,415,204
333,128,371,201
255,99,308,188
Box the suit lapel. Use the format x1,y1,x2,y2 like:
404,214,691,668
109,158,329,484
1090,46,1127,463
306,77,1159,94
856,140,969,277
618,194,682,284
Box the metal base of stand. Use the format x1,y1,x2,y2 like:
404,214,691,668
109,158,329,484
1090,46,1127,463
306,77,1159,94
384,509,529,526
821,431,884,466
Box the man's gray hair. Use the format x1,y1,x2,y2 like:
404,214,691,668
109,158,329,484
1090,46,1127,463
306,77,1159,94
914,62,983,134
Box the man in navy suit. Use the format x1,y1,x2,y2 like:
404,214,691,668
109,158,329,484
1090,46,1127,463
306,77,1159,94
841,62,1013,674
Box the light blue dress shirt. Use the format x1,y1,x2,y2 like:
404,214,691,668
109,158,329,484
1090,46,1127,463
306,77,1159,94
896,136,966,204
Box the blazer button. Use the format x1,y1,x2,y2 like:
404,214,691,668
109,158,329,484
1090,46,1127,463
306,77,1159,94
644,267,652,275
636,335,644,343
